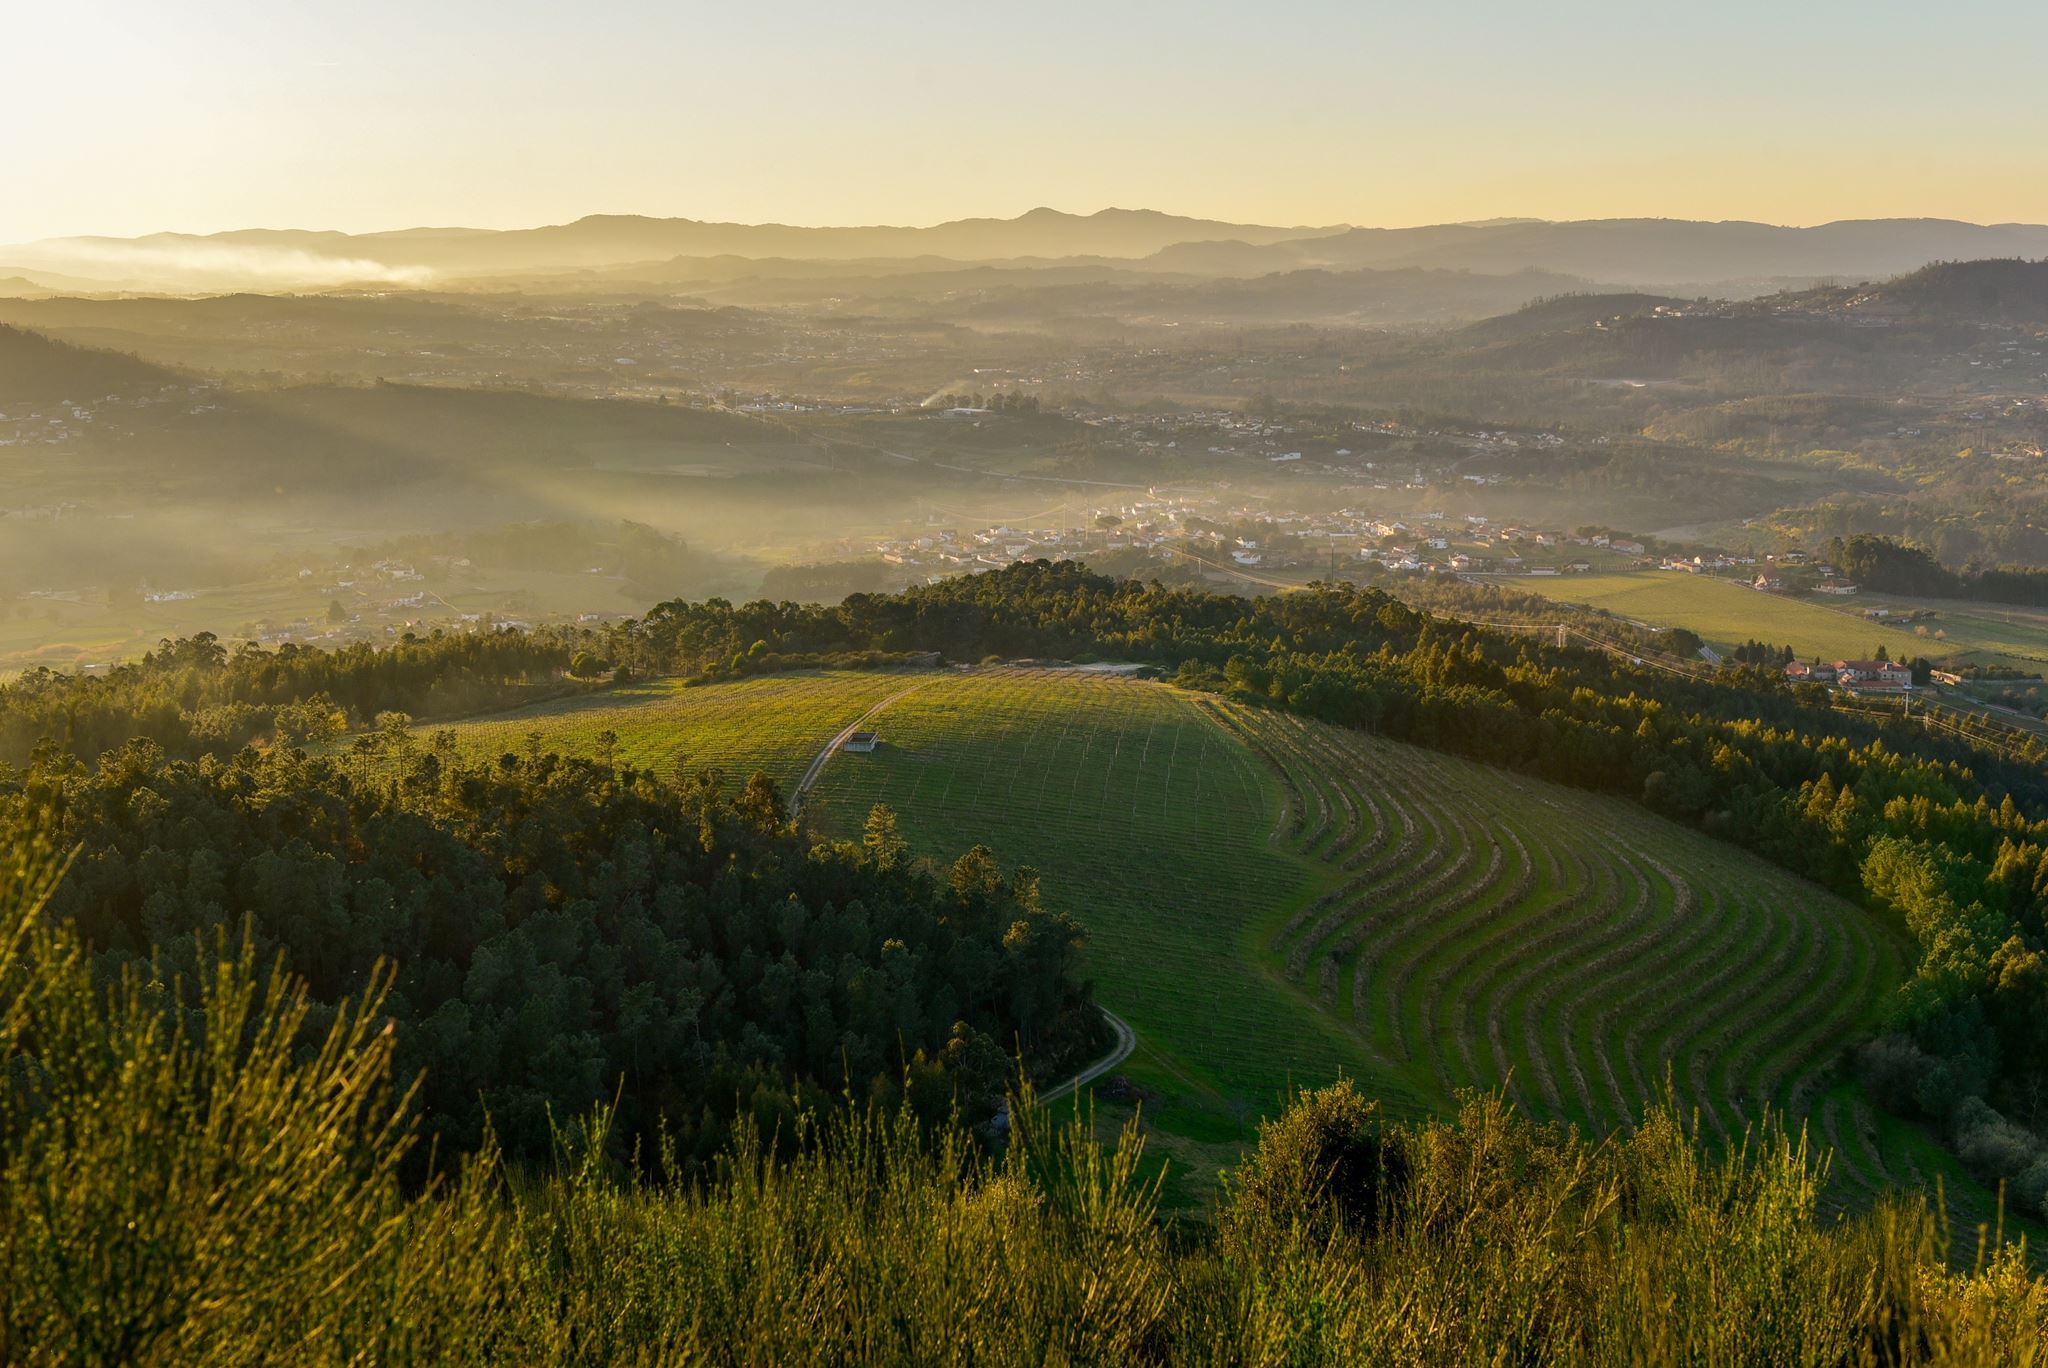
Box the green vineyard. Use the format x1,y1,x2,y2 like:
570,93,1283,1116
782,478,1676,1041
1208,702,1896,1128
1197,703,1994,1225
411,672,914,790
802,667,1362,1117
419,664,2011,1235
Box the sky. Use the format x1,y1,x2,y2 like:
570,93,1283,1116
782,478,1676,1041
4,0,2046,242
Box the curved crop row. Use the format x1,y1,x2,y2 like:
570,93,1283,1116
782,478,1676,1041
1224,709,1901,1155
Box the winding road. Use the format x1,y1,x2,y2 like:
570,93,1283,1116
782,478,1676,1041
1035,1007,1138,1108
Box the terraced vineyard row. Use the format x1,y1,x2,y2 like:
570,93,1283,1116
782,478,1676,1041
1209,703,1918,1207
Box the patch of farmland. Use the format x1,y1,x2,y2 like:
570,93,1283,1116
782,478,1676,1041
1534,571,1973,664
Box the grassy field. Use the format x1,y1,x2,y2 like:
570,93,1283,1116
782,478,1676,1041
1525,569,2048,670
414,664,2000,1233
412,670,918,791
1853,590,2048,671
801,670,1364,1126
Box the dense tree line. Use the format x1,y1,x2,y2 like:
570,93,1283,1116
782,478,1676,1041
1829,532,2048,607
0,629,584,768
0,737,1097,1163
1729,639,1796,666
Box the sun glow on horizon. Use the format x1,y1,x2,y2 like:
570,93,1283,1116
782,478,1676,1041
4,0,2046,243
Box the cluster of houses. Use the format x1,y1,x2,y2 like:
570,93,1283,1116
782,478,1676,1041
1652,550,1856,586
1783,658,1915,693
0,382,211,450
1368,520,1638,576
1748,549,1859,596
1054,406,1575,489
865,502,1667,582
862,491,1918,591
872,498,1201,574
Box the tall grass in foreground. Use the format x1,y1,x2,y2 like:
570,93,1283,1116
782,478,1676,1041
1,849,2045,1365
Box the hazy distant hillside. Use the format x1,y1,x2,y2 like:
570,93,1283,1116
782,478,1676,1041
1,209,1345,292
582,258,1605,324
1141,238,1320,276
1180,218,2048,290
426,207,1339,269
1848,258,2048,323
1455,292,1686,341
0,317,799,501
930,265,1606,328
11,210,2046,296
0,324,179,405
124,382,791,499
584,255,1178,298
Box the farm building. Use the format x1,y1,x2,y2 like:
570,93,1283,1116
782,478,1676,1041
1833,660,1913,693
842,731,880,753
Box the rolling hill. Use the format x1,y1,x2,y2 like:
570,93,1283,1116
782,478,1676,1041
0,320,808,504
1848,258,2048,323
0,324,182,405
1454,290,1688,341
404,662,1999,1232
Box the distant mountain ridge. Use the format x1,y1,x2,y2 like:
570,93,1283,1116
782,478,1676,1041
3,210,2045,296
1,209,1346,290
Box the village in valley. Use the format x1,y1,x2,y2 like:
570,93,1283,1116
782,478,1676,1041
859,490,2032,709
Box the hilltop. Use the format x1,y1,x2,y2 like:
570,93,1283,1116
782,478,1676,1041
0,324,180,405
1845,257,2048,323
1454,290,1689,341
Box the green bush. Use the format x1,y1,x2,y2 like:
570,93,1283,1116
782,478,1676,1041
1225,1079,1407,1241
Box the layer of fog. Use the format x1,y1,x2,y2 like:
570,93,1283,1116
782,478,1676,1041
0,239,436,293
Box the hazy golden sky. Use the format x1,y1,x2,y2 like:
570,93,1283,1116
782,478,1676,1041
6,0,2046,242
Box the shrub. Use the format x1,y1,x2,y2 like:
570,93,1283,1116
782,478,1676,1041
2013,1160,2048,1219
1952,1097,2045,1190
1861,1032,1939,1114
1225,1079,1408,1241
